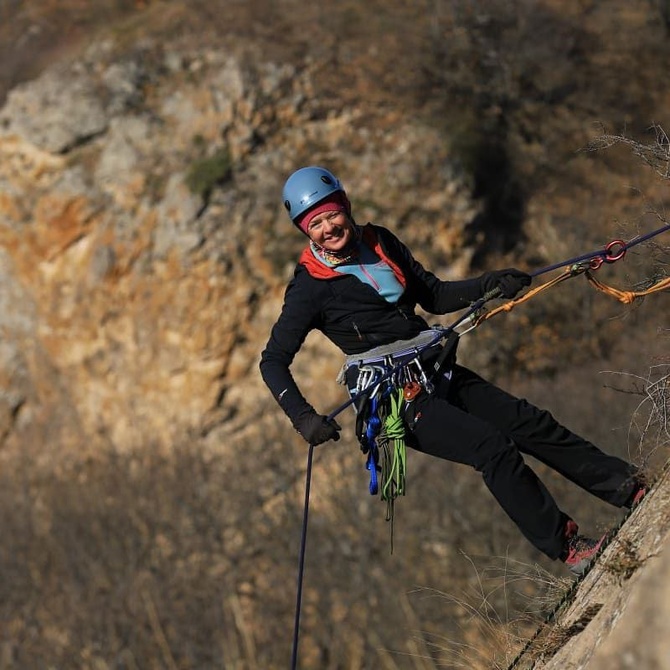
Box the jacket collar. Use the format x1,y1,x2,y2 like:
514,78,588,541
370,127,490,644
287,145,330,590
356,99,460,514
298,223,406,287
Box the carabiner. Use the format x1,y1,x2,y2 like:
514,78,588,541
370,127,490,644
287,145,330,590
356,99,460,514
603,239,627,263
589,239,627,270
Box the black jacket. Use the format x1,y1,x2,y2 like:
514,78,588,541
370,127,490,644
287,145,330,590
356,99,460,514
259,223,488,427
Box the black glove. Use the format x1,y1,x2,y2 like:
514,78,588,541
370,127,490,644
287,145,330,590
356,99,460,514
481,268,532,299
294,410,341,446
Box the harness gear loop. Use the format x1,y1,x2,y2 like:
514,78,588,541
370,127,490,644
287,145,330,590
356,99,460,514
338,331,448,551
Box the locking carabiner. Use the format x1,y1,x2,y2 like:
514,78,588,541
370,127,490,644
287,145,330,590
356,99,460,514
589,239,627,270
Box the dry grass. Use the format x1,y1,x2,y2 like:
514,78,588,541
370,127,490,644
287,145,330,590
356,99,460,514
603,537,645,583
398,556,572,669
0,441,261,668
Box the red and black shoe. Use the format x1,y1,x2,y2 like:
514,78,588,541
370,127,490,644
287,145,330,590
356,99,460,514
560,520,606,577
629,484,647,509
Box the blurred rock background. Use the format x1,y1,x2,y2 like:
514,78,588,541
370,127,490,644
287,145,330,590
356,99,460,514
0,1,668,668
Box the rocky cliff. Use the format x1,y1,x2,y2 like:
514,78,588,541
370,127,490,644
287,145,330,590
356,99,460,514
0,36,485,456
506,465,670,670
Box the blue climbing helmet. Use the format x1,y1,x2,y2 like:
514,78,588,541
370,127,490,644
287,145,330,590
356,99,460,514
282,166,345,226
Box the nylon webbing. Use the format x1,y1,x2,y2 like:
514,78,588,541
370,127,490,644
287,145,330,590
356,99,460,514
585,272,670,303
470,265,669,329
471,266,583,328
365,396,382,495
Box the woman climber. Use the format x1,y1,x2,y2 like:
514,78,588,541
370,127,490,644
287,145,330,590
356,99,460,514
259,165,646,576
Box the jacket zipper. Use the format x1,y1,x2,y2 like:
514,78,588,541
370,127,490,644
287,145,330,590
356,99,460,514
359,263,381,291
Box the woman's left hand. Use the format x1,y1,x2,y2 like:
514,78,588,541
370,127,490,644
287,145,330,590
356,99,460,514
483,268,532,299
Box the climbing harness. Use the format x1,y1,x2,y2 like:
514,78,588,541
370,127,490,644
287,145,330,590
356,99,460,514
290,222,670,669
336,330,451,550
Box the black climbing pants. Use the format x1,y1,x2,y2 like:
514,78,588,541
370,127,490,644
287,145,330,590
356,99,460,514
403,364,639,559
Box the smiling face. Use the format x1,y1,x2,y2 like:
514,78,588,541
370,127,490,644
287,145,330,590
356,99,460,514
305,210,354,252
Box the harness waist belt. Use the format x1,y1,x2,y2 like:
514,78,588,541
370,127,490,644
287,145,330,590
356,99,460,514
337,329,443,384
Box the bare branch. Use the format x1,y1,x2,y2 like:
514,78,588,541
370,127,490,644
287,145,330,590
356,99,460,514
585,123,670,179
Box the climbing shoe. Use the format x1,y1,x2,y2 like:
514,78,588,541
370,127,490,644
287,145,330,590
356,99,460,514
560,520,606,577
628,484,647,509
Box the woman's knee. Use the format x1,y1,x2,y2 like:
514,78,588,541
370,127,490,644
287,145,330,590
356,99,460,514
475,437,523,477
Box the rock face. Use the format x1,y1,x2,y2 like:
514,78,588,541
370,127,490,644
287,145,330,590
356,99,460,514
0,63,108,153
515,469,670,670
0,40,478,456
588,533,670,669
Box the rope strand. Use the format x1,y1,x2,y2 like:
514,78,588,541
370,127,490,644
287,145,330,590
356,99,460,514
378,389,407,552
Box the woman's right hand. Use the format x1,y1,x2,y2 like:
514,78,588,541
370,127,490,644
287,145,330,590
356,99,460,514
295,410,341,446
